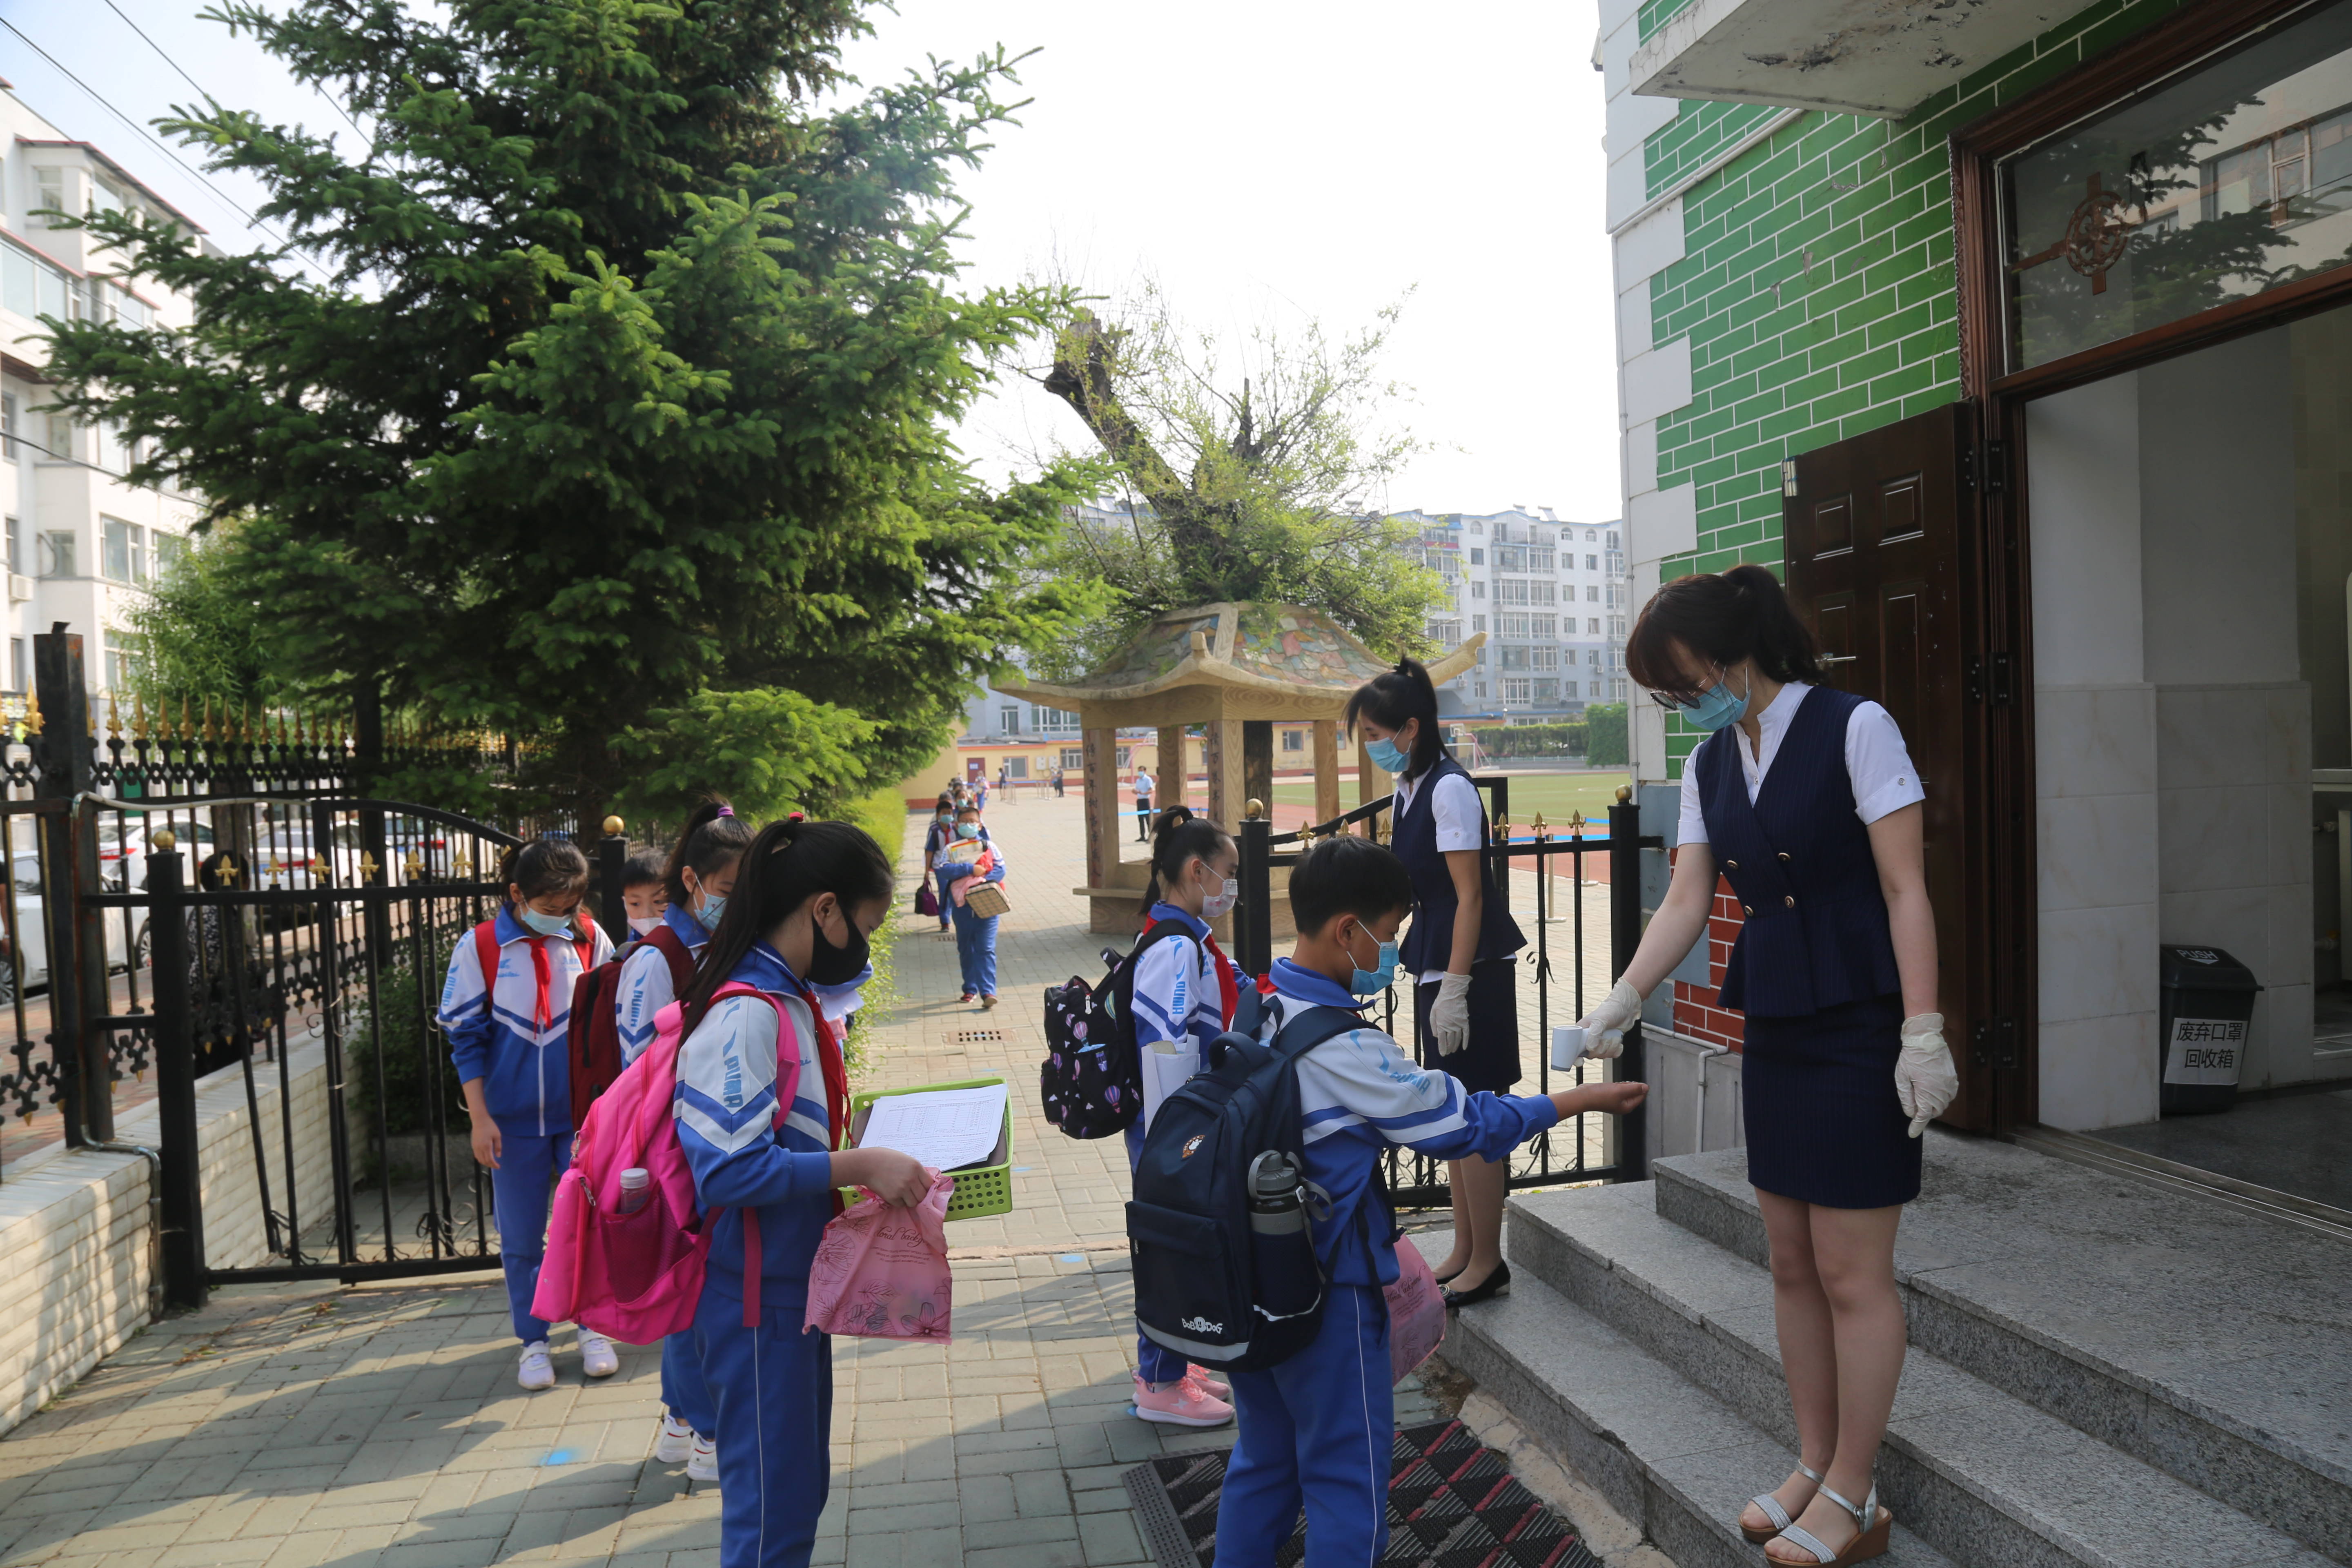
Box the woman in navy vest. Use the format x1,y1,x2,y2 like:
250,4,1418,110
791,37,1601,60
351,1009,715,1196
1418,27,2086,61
1343,659,1539,1308
1580,566,1958,1568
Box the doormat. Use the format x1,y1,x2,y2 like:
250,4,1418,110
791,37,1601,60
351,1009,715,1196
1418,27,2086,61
1122,1417,1604,1568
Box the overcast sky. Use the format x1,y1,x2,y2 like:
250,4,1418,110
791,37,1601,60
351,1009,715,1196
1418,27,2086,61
0,0,1621,520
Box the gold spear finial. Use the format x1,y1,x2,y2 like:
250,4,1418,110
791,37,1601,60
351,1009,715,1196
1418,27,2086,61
202,696,218,743
130,691,148,741
359,850,380,883
21,689,41,738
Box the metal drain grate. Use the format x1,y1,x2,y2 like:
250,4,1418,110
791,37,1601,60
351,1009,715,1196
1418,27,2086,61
951,1029,1009,1043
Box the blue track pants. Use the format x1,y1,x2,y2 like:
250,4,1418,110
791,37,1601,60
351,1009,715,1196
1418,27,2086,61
490,1130,571,1344
1215,1283,1392,1568
662,1332,717,1436
693,1290,833,1568
951,900,999,997
1124,1119,1189,1384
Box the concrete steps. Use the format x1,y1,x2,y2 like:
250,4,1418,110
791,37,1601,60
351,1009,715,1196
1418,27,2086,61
1425,1235,1963,1568
1649,1139,2352,1563
1497,1180,2330,1568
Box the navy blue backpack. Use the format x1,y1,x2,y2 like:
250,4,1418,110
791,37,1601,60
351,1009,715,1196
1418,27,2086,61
1126,992,1363,1373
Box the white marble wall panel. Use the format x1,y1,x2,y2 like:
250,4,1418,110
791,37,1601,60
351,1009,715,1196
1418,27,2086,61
2038,1012,2162,1131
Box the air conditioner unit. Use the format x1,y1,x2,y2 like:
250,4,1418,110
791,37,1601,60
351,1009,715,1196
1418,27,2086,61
7,575,29,603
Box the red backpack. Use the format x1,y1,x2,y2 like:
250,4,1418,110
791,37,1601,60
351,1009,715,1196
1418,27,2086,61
565,925,696,1127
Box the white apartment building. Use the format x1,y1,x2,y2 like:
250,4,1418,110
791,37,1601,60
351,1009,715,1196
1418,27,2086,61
0,84,209,699
1395,507,1629,719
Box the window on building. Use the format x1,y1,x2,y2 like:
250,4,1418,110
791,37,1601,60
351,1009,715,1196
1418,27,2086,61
1606,531,1619,550
1499,612,1528,639
1532,647,1559,672
1499,579,1526,605
1582,553,1595,570
1532,614,1555,637
1006,757,1028,780
1059,746,1084,771
3,516,14,575
1587,648,1601,666
1586,585,1600,602
1471,614,1486,633
1611,679,1626,700
1471,581,1484,599
998,703,1020,735
1281,728,1304,753
1587,617,1600,634
45,415,74,463
1586,529,1597,542
1494,545,1523,570
1470,520,1483,535
154,532,187,578
1610,615,1626,638
33,169,65,229
1035,705,1079,733
102,517,146,585
1530,548,1555,570
102,644,138,693
40,530,74,578
1468,548,1484,565
1116,746,1131,768
0,393,15,460
1533,679,1559,703
1474,682,1488,699
7,638,20,694
1500,646,1531,671
1502,678,1532,705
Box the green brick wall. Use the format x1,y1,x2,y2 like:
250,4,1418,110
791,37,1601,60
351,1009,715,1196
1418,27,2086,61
1637,0,1695,44
1637,0,2193,770
1645,100,1782,201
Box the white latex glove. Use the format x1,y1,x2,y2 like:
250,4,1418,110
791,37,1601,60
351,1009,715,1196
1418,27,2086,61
1895,1012,1958,1137
1577,979,1642,1060
1430,973,1473,1056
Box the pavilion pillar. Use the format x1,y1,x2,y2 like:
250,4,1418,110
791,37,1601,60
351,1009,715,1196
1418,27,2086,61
1205,718,1245,831
1312,719,1341,826
1082,725,1122,889
1157,724,1187,813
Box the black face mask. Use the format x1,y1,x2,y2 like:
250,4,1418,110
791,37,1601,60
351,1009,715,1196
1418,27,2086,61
805,901,871,987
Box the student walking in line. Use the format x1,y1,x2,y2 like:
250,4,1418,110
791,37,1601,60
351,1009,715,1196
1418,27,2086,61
1131,765,1156,841
1124,806,1247,1428
934,800,1007,1007
1214,837,1647,1566
613,799,754,1480
1343,659,1535,1309
673,818,928,1568
620,848,668,937
439,837,617,1392
1585,565,1956,1568
920,795,958,931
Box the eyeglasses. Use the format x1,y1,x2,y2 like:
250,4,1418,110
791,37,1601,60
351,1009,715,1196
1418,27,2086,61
1646,664,1723,710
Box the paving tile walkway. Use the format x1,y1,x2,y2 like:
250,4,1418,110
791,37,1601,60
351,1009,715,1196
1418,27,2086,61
0,798,1475,1568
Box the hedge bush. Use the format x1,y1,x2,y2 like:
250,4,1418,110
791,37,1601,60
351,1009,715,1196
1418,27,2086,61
1466,722,1586,758
1585,703,1628,767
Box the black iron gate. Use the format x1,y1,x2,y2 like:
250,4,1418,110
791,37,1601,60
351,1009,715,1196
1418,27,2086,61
1230,777,1660,1208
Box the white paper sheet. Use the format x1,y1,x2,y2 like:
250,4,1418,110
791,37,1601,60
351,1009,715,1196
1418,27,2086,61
856,1083,1009,1171
1139,1041,1201,1133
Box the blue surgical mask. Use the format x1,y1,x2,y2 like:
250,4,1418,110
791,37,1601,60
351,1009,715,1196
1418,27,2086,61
516,906,572,938
1345,924,1399,998
694,893,727,933
1676,670,1751,733
1365,736,1410,775
955,823,979,840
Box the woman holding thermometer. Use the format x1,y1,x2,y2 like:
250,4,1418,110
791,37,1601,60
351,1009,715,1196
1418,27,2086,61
1581,565,1956,1568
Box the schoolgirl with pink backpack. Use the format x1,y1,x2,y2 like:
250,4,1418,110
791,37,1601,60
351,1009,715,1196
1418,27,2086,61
541,817,925,1568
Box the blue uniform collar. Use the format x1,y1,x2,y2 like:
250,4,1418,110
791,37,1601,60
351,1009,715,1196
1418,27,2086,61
1269,957,1370,1011
1146,902,1209,939
492,906,530,944
662,902,710,951
728,939,806,996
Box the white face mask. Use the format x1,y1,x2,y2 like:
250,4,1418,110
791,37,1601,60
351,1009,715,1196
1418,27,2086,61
627,914,660,938
1199,866,1239,920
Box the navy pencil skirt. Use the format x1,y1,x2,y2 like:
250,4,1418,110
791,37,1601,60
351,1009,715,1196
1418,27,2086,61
1740,991,1920,1209
1413,958,1522,1096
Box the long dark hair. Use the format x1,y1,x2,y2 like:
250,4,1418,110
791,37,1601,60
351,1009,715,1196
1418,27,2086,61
1342,658,1447,779
1624,563,1827,700
494,836,592,938
679,818,895,1031
664,798,755,905
1140,806,1234,914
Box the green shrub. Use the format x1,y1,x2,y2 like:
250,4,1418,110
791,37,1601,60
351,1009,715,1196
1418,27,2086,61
1585,704,1629,767
1467,722,1587,758
837,785,912,1079
344,950,472,1139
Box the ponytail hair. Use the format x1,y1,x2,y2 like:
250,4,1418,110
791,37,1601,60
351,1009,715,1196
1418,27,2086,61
679,817,895,1033
1140,805,1234,915
664,797,756,905
1341,658,1447,780
496,835,592,936
1624,562,1827,699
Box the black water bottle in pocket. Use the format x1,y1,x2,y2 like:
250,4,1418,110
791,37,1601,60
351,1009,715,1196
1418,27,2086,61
1247,1151,1321,1322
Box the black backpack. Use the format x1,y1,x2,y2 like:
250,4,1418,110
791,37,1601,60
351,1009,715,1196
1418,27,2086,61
1039,919,1194,1140
1126,992,1363,1373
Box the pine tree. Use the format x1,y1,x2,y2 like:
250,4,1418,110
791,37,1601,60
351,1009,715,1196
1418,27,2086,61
41,0,1099,823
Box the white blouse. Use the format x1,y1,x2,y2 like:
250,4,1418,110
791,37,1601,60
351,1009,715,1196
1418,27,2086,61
1674,682,1924,847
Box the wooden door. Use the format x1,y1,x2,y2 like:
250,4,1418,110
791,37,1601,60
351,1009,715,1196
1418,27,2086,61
1784,401,2016,1133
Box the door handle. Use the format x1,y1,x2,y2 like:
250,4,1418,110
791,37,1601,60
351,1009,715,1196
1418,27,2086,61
1820,654,1858,664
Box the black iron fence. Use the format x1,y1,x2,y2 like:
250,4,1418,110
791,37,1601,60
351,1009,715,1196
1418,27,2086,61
1232,777,1660,1207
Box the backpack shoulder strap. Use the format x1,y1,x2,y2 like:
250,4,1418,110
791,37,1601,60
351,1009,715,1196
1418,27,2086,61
644,924,697,992
472,921,501,1013
1110,918,1194,1020
1267,1002,1367,1062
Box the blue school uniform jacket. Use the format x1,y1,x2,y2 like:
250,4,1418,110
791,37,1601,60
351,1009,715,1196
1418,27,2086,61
1129,902,1247,1127
1259,958,1557,1287
614,903,710,1065
438,908,612,1136
673,942,839,1312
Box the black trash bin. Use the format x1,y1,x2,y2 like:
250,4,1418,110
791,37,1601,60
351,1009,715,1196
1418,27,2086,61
2158,945,2261,1115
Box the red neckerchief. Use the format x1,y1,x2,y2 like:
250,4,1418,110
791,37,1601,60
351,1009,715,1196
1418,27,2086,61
779,971,853,1199
1202,933,1242,1028
526,937,555,1030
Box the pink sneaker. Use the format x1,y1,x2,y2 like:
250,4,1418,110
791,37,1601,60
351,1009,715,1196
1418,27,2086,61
1185,1365,1232,1401
1133,1372,1234,1428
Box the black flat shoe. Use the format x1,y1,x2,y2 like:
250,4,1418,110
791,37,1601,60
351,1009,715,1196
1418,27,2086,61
1432,1265,1465,1285
1441,1260,1510,1309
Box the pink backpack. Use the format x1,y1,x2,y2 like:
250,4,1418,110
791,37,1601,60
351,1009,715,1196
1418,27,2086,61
532,982,795,1340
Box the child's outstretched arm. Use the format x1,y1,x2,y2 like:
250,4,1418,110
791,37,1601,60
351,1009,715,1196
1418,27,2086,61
1297,1024,1645,1162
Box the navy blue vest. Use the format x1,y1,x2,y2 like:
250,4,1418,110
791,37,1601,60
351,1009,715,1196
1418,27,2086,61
1694,687,1902,1019
1393,756,1526,975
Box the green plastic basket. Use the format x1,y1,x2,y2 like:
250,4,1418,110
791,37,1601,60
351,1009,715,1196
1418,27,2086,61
846,1074,1015,1222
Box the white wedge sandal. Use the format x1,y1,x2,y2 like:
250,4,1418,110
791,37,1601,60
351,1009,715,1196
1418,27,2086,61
1766,1481,1893,1567
1740,1461,1822,1544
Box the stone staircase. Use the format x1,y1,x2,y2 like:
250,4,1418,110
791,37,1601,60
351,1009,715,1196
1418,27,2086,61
1431,1131,2350,1568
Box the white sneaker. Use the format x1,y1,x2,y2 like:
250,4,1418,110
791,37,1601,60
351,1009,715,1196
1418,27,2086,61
577,1330,619,1379
517,1340,556,1391
654,1413,695,1463
686,1432,719,1484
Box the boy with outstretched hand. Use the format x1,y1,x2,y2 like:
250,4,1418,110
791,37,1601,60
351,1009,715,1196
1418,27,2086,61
1216,835,1648,1567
